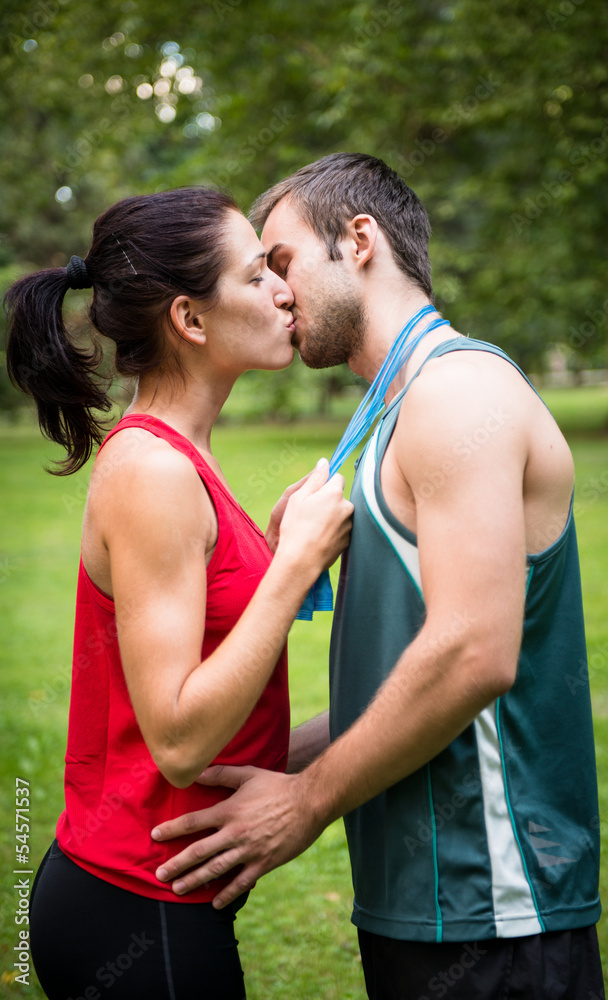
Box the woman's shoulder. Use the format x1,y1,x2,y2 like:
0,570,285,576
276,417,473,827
86,426,213,539
92,425,197,490
82,426,218,596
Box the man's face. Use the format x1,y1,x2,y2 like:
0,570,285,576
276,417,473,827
261,198,367,369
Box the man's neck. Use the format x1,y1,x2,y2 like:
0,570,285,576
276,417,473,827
348,289,459,404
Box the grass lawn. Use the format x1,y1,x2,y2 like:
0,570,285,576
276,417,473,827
0,384,606,997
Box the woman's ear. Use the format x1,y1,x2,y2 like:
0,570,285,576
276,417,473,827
345,214,378,269
169,296,206,346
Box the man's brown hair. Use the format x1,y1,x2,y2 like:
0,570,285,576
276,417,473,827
249,152,432,298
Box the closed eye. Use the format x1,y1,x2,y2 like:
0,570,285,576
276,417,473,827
268,259,289,279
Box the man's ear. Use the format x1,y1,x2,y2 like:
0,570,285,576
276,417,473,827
345,214,378,269
169,296,206,346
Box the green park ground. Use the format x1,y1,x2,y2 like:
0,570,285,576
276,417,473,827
1,385,607,998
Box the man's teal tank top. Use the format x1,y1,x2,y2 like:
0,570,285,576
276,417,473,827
329,337,601,942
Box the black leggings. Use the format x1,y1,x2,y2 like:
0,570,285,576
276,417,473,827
30,841,247,1000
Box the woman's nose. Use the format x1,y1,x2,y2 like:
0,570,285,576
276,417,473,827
273,275,294,309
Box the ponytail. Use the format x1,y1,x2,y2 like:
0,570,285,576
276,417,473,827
4,268,111,475
5,186,238,475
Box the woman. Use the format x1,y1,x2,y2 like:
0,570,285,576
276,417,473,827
5,187,352,999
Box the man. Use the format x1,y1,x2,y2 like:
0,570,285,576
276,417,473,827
151,154,603,997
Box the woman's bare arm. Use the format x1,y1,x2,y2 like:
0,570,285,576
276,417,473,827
91,442,351,788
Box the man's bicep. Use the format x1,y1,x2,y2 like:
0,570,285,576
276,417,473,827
402,416,529,662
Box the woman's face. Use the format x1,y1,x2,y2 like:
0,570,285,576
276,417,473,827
203,210,295,374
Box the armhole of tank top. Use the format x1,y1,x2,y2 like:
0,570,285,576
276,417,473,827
370,338,501,546
378,342,575,564
437,341,574,561
371,404,419,548
199,474,225,585
80,558,116,612
526,492,574,565
93,416,228,585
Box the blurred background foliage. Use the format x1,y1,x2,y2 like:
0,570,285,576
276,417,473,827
1,0,607,418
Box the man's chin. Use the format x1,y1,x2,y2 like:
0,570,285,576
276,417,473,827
298,340,349,369
299,353,338,370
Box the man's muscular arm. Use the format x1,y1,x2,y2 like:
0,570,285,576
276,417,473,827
152,359,529,905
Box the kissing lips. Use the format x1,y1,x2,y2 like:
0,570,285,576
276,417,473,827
287,318,298,346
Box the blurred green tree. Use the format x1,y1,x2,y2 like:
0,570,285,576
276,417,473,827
1,0,606,415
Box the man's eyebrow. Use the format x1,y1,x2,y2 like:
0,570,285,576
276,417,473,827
265,243,285,269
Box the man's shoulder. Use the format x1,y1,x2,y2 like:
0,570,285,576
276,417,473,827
388,340,536,478
402,340,533,418
424,336,525,381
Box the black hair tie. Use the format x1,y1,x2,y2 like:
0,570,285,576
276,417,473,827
66,255,93,290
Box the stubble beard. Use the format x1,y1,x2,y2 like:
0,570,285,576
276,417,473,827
297,272,367,370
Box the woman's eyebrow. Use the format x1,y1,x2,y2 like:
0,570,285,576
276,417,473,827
247,250,267,267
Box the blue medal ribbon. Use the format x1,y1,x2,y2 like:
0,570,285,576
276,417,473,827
295,305,450,620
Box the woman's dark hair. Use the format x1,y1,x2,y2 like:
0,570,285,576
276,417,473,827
5,187,238,474
250,152,432,298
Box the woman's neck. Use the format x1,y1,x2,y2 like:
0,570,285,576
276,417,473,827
125,367,236,455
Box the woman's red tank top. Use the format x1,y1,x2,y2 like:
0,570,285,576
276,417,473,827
55,414,290,902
